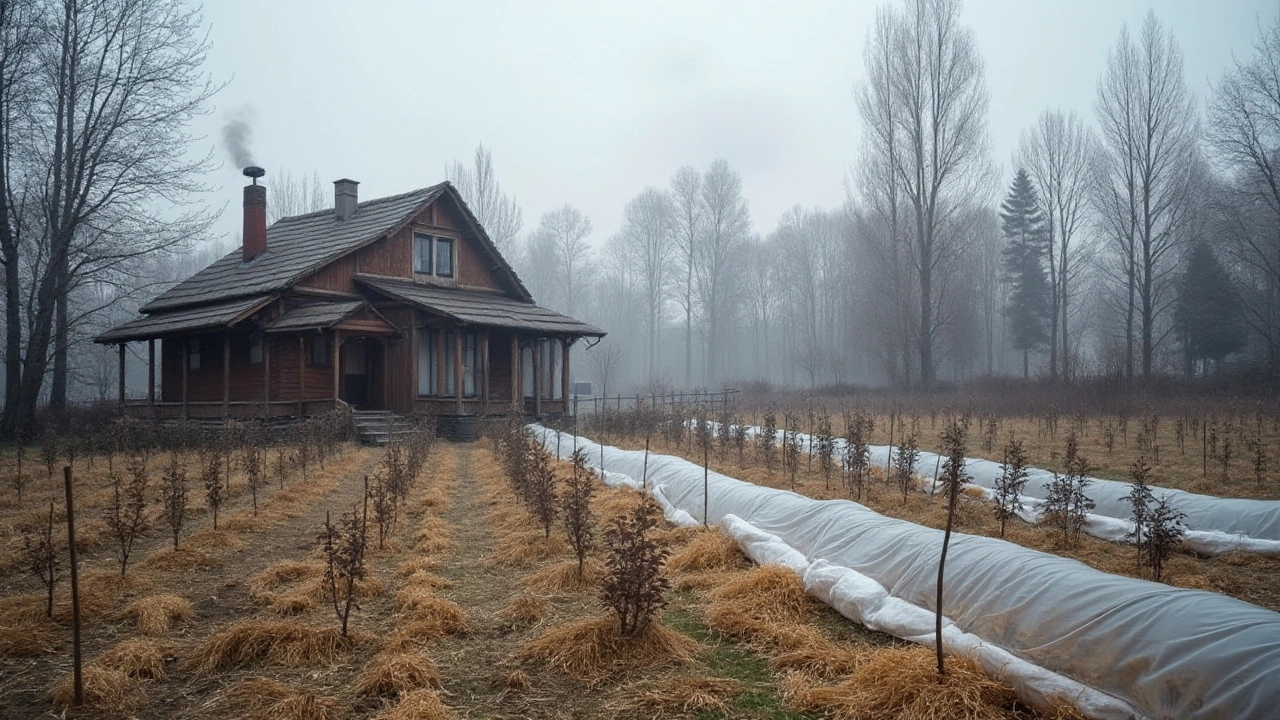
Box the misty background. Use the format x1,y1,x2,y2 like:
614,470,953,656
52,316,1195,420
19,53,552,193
6,0,1279,410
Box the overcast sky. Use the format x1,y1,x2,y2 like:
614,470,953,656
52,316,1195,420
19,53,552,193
191,0,1278,251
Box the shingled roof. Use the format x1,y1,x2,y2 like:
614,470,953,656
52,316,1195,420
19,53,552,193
140,182,531,314
96,295,274,343
357,276,605,337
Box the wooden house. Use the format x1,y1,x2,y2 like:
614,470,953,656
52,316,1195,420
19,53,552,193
95,170,604,421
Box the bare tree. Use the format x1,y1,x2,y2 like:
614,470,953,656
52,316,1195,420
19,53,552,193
669,166,701,387
696,159,750,384
1206,17,1280,365
618,188,674,380
854,0,992,387
446,144,524,253
267,170,325,224
1018,110,1100,380
530,205,593,317
586,342,624,400
1095,11,1198,379
0,0,218,434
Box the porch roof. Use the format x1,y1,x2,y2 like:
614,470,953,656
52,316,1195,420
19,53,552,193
356,275,605,337
95,294,273,343
266,300,364,332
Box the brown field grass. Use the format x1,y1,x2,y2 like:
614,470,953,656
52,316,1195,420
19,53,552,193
520,558,605,592
121,593,193,635
49,663,144,717
227,679,349,720
372,688,456,720
516,614,700,685
354,649,443,697
186,620,361,674
613,675,744,718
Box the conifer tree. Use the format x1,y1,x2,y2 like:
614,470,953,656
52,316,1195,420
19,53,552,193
1000,169,1052,377
1175,242,1245,376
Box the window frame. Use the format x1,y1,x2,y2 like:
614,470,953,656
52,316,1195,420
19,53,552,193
413,232,433,274
248,333,264,365
188,338,201,370
307,334,331,367
435,237,455,278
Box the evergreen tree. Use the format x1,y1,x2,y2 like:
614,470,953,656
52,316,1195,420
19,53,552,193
1000,169,1052,377
1175,242,1244,376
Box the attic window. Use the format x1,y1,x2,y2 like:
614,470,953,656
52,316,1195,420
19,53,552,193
413,232,454,278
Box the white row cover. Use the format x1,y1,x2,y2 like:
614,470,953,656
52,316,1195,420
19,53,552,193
709,421,1280,555
533,425,1280,720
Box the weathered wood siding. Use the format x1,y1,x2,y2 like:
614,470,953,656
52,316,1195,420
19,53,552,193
161,330,336,404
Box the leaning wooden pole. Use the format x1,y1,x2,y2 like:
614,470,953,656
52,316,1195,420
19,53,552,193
63,465,83,706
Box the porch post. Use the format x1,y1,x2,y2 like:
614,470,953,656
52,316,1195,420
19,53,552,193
117,343,126,407
562,338,571,414
181,339,189,419
532,339,542,418
222,331,231,417
382,338,390,411
409,319,418,407
298,336,306,415
263,335,271,410
332,330,341,403
147,339,155,406
481,330,490,415
436,327,445,397
510,336,520,414
454,327,463,414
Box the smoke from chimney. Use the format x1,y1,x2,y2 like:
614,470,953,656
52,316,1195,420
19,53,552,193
222,106,256,169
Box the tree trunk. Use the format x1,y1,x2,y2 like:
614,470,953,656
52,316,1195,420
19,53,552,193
49,261,69,413
1,234,21,436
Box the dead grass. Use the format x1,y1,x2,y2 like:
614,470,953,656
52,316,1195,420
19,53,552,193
498,593,547,626
396,556,445,577
785,645,1024,720
614,675,743,718
140,545,222,571
354,650,442,697
516,614,699,685
520,558,605,592
372,688,456,720
486,531,569,567
186,620,359,674
403,570,453,590
666,530,747,573
0,617,58,657
97,638,173,679
248,560,324,598
227,678,349,720
707,565,812,624
122,593,193,635
394,586,470,634
49,664,144,716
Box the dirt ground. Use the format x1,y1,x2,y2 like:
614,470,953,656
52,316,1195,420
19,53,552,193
0,435,1069,719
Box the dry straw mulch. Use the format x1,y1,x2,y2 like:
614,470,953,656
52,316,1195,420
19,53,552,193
516,614,700,685
186,620,361,675
227,678,348,720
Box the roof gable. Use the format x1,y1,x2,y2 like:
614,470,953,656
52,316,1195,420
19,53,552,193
140,182,532,314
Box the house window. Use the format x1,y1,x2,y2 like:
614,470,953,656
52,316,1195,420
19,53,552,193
416,329,477,397
413,232,433,274
188,338,201,370
307,334,331,366
248,334,263,364
435,238,454,278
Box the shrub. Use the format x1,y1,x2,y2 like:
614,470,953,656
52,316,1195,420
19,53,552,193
600,497,670,637
201,450,224,531
1142,498,1186,582
816,413,835,490
935,418,968,676
893,432,920,504
782,413,802,490
527,446,558,538
759,411,778,474
160,453,189,550
318,506,368,637
844,412,871,501
105,458,150,577
1123,457,1156,564
1042,433,1094,548
993,435,1029,538
22,501,59,617
562,448,597,576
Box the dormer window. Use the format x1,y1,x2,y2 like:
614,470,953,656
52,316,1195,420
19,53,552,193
413,232,455,278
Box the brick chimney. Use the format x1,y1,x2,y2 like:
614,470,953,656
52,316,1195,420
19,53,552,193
334,178,359,221
242,166,267,262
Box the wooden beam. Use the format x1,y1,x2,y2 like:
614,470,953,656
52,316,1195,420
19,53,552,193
532,339,542,418
454,328,464,414
382,339,389,411
222,332,231,417
562,338,571,413
436,327,445,397
118,343,126,407
409,318,418,401
481,330,490,416
511,335,520,414
181,339,189,420
298,336,306,415
263,335,271,407
332,330,341,402
147,339,155,406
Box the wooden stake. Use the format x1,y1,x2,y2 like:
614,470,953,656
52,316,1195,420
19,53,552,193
63,466,83,706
